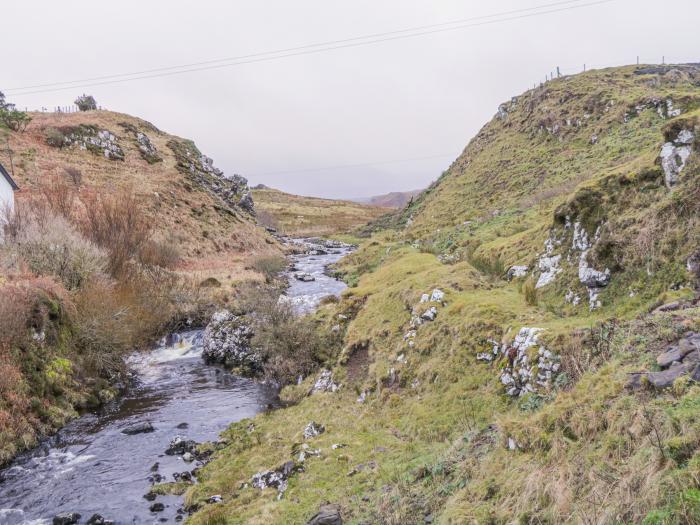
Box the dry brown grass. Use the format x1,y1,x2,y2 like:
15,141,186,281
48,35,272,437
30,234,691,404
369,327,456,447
252,188,390,236
2,109,281,285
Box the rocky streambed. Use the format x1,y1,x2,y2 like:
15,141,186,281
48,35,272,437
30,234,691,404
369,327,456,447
0,238,353,525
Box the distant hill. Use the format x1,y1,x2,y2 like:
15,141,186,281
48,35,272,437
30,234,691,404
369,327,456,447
252,187,390,236
350,189,422,208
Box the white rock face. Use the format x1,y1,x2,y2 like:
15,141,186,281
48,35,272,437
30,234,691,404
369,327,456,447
536,255,562,288
535,236,563,288
430,289,445,302
507,265,529,280
571,222,611,309
496,328,560,397
310,370,340,394
660,129,694,187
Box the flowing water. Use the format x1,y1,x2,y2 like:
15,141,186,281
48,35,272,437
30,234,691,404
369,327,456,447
0,238,352,525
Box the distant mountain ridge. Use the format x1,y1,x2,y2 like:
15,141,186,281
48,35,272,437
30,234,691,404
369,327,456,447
350,189,422,208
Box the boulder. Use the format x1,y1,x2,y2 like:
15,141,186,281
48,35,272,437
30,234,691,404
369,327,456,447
306,504,343,525
251,460,301,497
202,310,259,371
86,515,112,525
165,436,198,456
295,272,316,282
657,346,683,368
421,306,438,321
150,503,165,512
53,514,81,525
121,421,155,435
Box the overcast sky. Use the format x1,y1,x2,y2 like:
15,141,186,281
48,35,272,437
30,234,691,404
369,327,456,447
3,0,699,198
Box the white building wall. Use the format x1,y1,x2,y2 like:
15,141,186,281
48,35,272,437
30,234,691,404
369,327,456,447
0,176,14,217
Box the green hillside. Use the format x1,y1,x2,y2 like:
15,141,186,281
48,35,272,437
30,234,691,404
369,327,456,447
185,65,700,524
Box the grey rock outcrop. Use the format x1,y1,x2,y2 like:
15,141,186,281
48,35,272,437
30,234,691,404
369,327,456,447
660,128,694,187
202,310,259,372
628,333,700,389
306,504,343,525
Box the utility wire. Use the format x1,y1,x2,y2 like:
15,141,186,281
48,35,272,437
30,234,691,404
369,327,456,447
5,0,595,92
6,0,614,97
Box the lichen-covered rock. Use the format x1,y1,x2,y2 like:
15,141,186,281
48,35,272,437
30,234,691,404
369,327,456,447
660,128,694,187
421,306,438,321
135,132,162,164
167,139,254,214
54,125,125,160
310,370,340,394
507,265,528,280
488,328,560,397
201,310,259,372
304,421,325,440
251,460,301,498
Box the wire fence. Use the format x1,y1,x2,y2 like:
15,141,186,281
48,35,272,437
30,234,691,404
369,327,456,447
534,55,699,87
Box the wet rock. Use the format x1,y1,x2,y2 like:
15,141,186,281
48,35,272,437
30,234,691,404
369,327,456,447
310,369,341,394
165,436,198,456
202,310,259,371
53,513,81,525
304,421,326,439
150,503,165,513
173,471,193,482
150,462,159,472
182,452,194,463
295,272,316,282
306,504,343,525
144,492,157,501
176,422,189,429
86,514,112,525
121,421,155,435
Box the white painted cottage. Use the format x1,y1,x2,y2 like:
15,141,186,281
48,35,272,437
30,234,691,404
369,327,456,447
0,162,18,214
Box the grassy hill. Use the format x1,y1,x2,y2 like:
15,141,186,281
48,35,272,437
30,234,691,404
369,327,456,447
184,65,700,524
252,187,390,237
1,110,280,285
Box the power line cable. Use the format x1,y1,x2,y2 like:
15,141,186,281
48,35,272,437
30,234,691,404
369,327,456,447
5,0,595,92
6,0,614,97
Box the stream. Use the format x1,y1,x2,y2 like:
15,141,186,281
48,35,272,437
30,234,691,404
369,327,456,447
0,238,353,525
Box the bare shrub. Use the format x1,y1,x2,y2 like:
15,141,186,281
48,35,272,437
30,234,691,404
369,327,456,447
80,189,152,276
138,238,181,269
4,206,107,290
64,167,82,187
74,94,97,112
237,285,327,385
40,176,77,220
250,255,286,283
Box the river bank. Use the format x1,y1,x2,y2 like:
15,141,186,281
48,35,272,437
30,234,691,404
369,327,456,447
0,238,353,525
